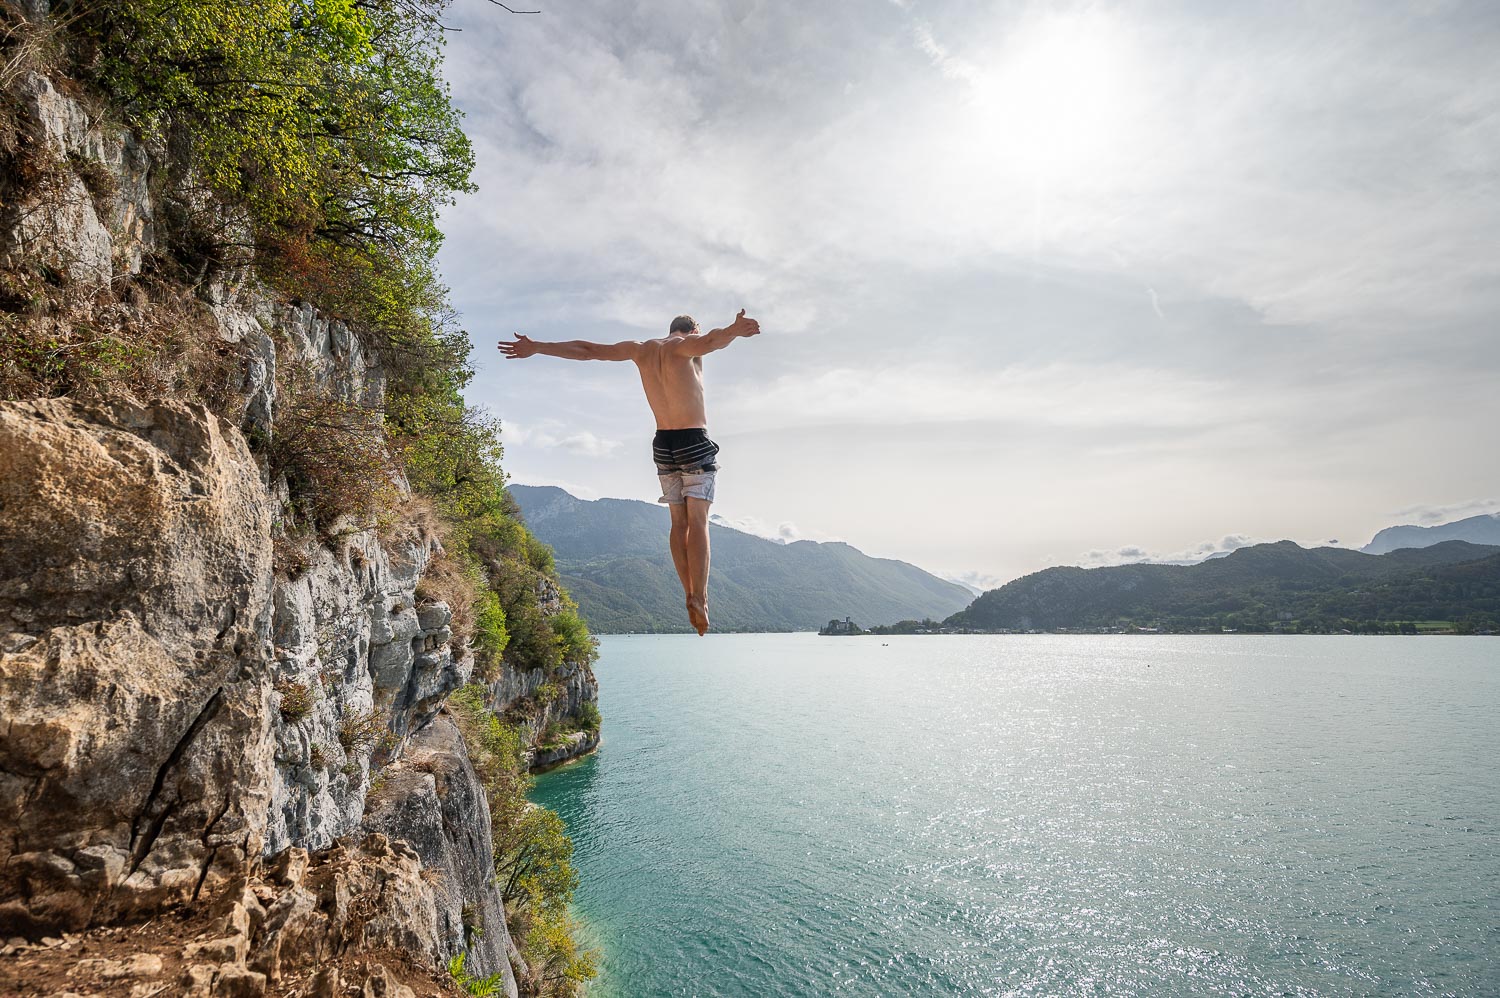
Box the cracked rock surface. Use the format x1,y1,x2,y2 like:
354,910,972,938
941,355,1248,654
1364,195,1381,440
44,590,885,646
0,63,587,998
0,398,277,934
0,834,467,997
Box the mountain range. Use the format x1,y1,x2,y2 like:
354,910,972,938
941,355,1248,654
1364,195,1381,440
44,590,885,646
508,485,973,632
1361,513,1500,555
947,540,1500,633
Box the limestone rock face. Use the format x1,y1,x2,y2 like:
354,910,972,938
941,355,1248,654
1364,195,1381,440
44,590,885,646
1,72,156,286
0,395,501,965
0,398,276,934
493,653,600,769
531,729,601,771
262,530,474,856
0,835,472,997
0,60,595,991
361,714,518,995
487,577,601,770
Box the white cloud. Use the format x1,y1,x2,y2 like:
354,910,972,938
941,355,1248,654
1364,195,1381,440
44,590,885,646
718,361,1246,432
1077,534,1260,568
941,570,1008,595
443,2,1500,340
1389,498,1500,525
503,420,620,457
709,512,840,545
911,21,982,85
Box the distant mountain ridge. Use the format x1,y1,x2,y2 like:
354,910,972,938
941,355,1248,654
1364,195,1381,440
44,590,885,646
1362,513,1500,555
948,539,1500,633
509,485,973,632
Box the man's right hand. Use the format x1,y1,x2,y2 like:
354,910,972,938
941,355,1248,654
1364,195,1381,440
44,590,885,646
728,309,761,337
499,333,539,359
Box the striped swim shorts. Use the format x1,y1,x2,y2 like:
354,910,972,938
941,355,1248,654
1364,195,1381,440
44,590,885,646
653,428,719,505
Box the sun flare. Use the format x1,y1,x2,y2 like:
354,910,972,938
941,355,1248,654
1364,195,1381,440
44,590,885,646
968,14,1139,181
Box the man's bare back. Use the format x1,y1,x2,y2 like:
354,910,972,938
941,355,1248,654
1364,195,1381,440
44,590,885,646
632,338,709,430
498,310,761,633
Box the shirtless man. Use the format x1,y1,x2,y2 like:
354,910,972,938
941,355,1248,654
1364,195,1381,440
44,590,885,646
498,310,761,635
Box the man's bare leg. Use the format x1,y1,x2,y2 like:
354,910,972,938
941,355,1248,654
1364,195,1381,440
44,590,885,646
667,502,692,601
684,497,712,635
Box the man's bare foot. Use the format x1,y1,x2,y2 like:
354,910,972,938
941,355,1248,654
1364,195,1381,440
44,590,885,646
686,596,709,636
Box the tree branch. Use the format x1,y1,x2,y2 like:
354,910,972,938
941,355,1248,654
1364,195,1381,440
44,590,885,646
484,0,541,13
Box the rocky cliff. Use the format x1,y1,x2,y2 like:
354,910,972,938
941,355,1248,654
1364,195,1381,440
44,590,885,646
0,24,597,998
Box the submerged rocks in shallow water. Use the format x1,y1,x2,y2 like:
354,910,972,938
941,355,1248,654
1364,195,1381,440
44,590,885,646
532,730,601,771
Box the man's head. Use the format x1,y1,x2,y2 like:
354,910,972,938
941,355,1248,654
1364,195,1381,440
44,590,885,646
668,315,697,336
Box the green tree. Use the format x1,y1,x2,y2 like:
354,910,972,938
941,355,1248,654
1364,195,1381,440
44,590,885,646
527,907,598,996
496,807,578,911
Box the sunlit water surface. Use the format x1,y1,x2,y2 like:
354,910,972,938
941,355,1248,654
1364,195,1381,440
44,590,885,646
531,634,1499,997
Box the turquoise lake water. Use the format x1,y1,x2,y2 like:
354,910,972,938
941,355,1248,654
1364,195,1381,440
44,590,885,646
531,633,1499,997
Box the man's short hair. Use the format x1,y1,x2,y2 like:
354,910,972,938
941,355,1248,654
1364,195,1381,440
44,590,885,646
669,315,697,334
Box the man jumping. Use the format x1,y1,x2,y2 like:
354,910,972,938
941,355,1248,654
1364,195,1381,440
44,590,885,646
498,310,761,635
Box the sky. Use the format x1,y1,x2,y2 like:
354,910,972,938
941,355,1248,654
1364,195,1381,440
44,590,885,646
435,0,1500,590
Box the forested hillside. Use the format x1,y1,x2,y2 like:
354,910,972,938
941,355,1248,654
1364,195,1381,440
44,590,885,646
512,485,973,631
947,541,1500,633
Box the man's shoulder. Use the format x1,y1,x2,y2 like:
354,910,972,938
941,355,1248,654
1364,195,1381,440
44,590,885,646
638,335,693,358
646,334,705,352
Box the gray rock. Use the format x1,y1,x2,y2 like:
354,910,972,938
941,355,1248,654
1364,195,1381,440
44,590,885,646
361,715,517,997
532,730,601,771
0,65,159,284
415,602,451,631
0,65,548,991
0,399,276,934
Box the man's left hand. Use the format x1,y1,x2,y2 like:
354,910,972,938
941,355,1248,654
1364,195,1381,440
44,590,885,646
728,309,760,337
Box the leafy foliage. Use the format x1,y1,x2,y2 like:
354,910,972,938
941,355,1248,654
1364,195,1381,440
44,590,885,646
496,807,576,910
448,686,596,995
549,608,596,664
68,0,473,322
447,684,539,874
525,907,598,996
447,952,507,997
574,700,601,734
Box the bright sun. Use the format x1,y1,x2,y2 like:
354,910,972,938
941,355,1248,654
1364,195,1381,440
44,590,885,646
969,14,1137,182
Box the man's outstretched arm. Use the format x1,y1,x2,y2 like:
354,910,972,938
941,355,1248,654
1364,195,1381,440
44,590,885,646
499,333,640,361
667,309,761,357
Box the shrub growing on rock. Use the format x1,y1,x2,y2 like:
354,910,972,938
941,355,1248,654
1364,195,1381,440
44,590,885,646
337,708,384,752
575,701,601,734
276,680,316,723
269,364,400,534
549,609,596,666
